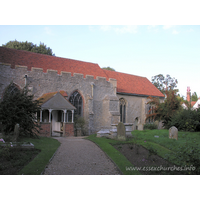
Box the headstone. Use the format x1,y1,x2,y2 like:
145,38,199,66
117,122,126,141
13,123,19,142
169,126,178,140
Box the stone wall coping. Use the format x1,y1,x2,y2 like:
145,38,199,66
47,69,58,73
73,73,84,76
111,123,133,126
0,62,11,66
0,63,117,84
96,76,107,80
16,65,28,69
86,75,94,79
61,71,71,75
31,67,43,71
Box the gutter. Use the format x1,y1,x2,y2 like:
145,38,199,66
117,92,165,99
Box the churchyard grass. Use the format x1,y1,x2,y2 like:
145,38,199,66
86,134,141,175
132,129,200,153
87,130,200,175
18,137,60,175
132,130,200,171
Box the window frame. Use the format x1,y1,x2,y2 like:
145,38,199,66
119,98,126,123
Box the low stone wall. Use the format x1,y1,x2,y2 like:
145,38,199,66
97,123,133,138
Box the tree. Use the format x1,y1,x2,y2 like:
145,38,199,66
192,92,198,101
102,66,116,71
2,40,55,56
167,107,200,131
151,74,178,95
0,82,41,138
146,90,182,127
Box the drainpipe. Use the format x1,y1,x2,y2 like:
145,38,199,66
24,74,28,87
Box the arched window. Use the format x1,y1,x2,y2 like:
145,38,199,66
119,98,126,123
69,91,83,117
6,83,20,95
146,104,154,123
3,83,20,100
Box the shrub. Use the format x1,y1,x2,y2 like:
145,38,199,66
144,123,158,130
166,108,200,131
146,90,182,128
168,143,200,175
74,116,86,136
0,82,41,138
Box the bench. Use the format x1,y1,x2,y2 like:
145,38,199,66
53,130,63,133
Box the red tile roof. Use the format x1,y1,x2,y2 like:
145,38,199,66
103,69,164,97
0,47,164,98
0,47,107,79
191,101,196,107
37,91,68,105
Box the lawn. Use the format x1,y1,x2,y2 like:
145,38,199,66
86,134,141,175
0,137,60,175
18,137,60,175
1,130,199,175
86,129,200,175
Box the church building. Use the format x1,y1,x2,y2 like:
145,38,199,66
0,47,164,137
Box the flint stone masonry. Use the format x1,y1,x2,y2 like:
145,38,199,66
169,126,178,140
0,61,163,136
117,94,148,130
0,63,118,135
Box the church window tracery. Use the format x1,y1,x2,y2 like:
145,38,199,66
119,98,126,123
69,91,83,117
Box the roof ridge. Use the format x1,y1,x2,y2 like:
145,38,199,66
0,46,99,66
103,69,146,79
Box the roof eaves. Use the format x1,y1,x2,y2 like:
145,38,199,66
117,92,165,99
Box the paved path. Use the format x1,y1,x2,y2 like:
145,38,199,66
43,137,121,175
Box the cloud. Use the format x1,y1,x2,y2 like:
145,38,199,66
44,27,54,35
163,25,174,30
187,28,194,32
99,25,138,34
100,25,112,32
148,25,157,29
172,30,179,34
163,25,179,34
147,25,159,32
114,25,138,34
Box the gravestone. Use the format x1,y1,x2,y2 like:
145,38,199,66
117,122,126,141
169,126,178,140
13,123,19,142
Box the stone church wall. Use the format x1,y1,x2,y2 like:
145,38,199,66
0,63,118,135
117,94,148,130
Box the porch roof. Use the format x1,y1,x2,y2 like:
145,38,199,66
38,92,76,110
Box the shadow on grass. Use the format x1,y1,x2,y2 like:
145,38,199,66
18,137,60,175
86,134,141,175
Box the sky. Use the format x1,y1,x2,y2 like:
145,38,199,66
1,25,199,99
0,0,199,196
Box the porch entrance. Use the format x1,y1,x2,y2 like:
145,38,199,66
38,92,76,137
52,110,63,137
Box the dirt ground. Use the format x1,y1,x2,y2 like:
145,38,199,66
114,143,182,175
